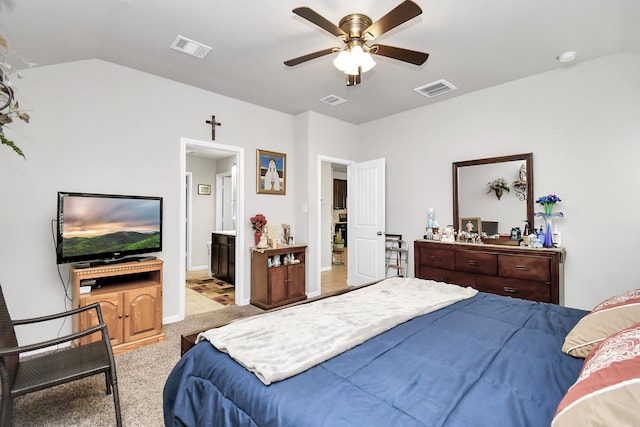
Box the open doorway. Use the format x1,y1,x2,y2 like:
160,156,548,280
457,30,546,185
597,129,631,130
179,138,244,320
319,157,351,295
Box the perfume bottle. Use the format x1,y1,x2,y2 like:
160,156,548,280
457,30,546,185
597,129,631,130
552,225,562,247
537,225,545,243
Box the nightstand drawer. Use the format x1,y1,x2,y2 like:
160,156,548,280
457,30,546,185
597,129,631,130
499,255,550,281
455,251,497,275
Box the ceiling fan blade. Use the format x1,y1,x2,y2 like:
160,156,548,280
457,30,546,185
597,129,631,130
370,44,429,65
284,48,336,67
364,0,422,39
293,7,347,38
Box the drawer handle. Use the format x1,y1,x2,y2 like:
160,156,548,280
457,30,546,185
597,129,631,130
503,287,518,293
468,260,480,266
515,265,530,271
430,256,441,261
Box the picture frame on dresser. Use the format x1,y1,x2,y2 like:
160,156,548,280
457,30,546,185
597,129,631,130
256,149,286,195
460,217,482,235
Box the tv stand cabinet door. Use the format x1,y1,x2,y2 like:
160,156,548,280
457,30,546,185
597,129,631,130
79,292,123,347
124,284,163,342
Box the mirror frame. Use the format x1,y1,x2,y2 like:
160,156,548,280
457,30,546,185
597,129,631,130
453,153,534,235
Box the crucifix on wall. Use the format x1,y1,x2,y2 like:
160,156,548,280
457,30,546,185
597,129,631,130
205,115,222,140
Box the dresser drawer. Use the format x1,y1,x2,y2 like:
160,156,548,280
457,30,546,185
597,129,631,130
498,255,550,281
476,276,551,302
417,246,455,270
455,251,497,275
419,267,476,287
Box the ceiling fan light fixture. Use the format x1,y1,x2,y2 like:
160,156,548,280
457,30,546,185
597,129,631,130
333,49,350,72
333,43,376,75
359,50,376,73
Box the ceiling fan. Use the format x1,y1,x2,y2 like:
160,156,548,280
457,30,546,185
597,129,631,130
284,0,429,86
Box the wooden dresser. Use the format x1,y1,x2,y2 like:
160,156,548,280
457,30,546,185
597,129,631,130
414,240,565,304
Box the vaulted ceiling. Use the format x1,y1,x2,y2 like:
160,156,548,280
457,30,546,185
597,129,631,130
1,0,638,124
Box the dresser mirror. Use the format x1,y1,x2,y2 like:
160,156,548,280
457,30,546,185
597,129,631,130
453,153,533,236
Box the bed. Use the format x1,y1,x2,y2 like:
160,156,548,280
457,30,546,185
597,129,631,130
164,278,588,426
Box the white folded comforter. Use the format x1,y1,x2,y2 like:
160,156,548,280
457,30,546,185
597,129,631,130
197,277,477,385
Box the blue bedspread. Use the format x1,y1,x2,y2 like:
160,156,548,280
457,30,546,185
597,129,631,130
164,293,587,427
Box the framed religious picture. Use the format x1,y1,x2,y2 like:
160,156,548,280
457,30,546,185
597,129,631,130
256,149,286,195
460,217,482,235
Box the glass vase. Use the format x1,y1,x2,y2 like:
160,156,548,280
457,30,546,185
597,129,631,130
543,216,554,248
535,212,563,248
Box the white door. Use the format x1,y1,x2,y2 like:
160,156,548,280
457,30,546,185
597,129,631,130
347,158,386,286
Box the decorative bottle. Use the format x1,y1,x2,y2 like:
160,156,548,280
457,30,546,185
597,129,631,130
552,225,562,247
537,226,545,243
427,208,435,229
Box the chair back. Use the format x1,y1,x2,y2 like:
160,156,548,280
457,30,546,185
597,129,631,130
0,284,19,389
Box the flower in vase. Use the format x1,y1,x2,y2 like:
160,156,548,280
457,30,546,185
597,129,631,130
536,194,562,215
250,214,267,232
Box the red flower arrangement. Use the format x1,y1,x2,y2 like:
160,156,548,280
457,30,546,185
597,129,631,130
250,214,267,232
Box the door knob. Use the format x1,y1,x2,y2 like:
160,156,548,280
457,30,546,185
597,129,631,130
377,231,383,235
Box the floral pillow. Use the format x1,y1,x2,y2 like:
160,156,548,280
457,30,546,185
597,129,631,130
562,289,640,358
552,322,640,426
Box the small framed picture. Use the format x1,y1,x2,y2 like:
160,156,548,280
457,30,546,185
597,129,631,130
198,184,211,195
256,149,286,195
460,217,482,235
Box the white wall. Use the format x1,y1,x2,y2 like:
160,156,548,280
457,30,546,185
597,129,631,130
295,111,358,297
186,156,217,269
359,53,640,310
0,59,297,344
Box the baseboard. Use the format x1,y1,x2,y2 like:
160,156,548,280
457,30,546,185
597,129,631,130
163,314,184,324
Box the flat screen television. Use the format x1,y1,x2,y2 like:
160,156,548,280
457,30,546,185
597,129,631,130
56,192,163,265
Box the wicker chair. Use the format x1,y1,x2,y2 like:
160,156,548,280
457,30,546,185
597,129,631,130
0,284,122,426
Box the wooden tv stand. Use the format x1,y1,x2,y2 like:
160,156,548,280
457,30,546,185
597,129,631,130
71,259,166,355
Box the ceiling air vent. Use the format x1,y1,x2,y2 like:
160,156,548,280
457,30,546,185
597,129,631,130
170,35,212,59
320,95,347,106
414,79,457,98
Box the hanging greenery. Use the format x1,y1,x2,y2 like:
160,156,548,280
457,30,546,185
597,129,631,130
1,33,33,159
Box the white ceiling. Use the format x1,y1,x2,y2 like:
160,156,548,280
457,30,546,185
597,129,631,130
1,0,638,125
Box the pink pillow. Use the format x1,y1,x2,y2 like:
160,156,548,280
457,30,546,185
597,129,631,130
553,322,640,426
562,289,640,357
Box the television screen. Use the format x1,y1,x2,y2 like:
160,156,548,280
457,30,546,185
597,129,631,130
56,192,163,265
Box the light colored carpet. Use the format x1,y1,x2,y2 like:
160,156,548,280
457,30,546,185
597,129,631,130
11,304,264,426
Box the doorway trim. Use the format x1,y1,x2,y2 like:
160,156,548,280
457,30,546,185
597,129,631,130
316,155,354,297
185,172,194,270
179,137,245,321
